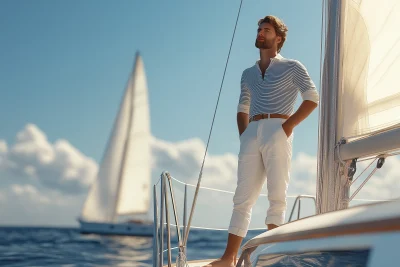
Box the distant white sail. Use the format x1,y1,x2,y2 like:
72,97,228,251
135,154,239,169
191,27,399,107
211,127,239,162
80,53,151,222
116,55,151,216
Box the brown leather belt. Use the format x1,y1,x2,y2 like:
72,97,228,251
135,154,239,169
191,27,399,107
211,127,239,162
249,113,289,122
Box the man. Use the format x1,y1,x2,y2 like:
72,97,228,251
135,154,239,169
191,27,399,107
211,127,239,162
207,15,319,267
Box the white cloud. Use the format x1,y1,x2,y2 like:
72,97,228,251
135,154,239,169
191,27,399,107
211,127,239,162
0,124,318,198
288,152,318,195
150,137,238,191
11,184,51,204
0,123,399,227
0,140,9,170
1,124,98,194
0,140,7,154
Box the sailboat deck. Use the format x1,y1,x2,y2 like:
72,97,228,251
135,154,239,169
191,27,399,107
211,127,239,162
163,259,215,267
242,199,400,250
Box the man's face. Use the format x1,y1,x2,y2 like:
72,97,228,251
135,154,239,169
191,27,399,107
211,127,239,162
255,22,281,50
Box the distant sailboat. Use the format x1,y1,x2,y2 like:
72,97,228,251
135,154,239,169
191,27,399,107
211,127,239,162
78,52,153,236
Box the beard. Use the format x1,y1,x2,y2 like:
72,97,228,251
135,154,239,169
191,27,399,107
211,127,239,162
255,37,275,50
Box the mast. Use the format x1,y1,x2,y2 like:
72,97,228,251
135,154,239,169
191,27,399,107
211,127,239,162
316,0,350,214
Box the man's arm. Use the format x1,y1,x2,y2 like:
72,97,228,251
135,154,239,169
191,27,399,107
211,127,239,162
282,61,320,136
237,112,249,136
237,71,250,136
282,100,318,136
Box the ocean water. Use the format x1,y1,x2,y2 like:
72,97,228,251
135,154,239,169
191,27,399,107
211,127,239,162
0,227,264,266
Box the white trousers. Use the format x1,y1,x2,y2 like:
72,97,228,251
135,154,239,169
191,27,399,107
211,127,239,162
228,118,293,237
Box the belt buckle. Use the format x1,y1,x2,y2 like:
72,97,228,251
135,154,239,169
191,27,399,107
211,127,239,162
262,114,270,119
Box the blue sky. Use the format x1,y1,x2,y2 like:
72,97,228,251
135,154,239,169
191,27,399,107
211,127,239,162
0,0,338,226
1,0,399,228
0,0,323,162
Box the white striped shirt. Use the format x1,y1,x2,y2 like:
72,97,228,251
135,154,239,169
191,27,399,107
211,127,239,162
237,54,319,117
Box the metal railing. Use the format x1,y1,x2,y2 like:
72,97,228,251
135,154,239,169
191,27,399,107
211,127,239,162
153,171,185,267
152,171,321,267
287,195,317,222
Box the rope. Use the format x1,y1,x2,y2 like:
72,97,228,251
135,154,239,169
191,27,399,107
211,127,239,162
170,174,392,203
170,176,307,198
183,0,244,247
165,222,266,232
155,176,162,186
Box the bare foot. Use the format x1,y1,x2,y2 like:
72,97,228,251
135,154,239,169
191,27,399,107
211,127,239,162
267,224,279,230
203,257,235,267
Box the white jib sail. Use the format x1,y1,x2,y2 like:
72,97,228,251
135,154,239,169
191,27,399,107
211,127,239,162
80,53,151,222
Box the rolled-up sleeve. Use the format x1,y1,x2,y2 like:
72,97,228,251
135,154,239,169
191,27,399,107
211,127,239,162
293,61,319,104
237,71,251,114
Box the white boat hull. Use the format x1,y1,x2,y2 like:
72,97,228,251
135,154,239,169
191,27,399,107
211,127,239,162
78,219,153,236
237,200,400,267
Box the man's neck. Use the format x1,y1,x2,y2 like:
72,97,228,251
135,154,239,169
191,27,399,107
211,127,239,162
258,49,278,71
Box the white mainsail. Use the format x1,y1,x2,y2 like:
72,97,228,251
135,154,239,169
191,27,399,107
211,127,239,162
317,0,400,213
80,53,151,222
339,0,400,140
